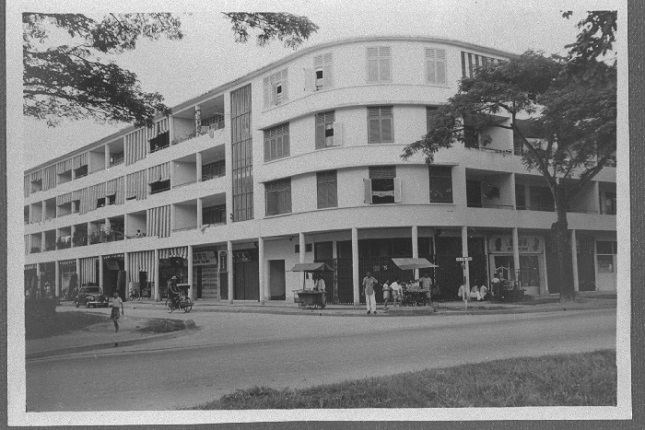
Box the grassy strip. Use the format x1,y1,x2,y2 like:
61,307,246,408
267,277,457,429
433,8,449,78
196,350,616,409
26,312,109,340
138,318,188,333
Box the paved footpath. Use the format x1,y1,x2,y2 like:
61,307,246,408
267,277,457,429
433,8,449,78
26,292,617,360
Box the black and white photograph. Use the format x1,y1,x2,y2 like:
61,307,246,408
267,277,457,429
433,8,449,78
6,0,632,427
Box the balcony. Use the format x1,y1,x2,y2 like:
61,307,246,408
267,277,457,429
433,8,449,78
202,160,226,181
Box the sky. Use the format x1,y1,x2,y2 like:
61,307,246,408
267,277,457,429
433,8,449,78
15,0,623,169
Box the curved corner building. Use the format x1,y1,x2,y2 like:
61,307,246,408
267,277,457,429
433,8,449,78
23,36,617,304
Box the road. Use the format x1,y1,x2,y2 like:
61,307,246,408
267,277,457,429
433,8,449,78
26,308,616,411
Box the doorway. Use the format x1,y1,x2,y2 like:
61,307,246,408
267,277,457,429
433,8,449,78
269,260,286,300
493,255,515,281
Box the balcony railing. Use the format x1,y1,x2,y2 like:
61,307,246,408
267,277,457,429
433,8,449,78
202,160,226,181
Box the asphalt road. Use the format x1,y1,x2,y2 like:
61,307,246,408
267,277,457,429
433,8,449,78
26,308,616,411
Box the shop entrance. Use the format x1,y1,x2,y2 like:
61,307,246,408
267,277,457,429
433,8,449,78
269,260,286,300
233,249,259,301
493,255,515,281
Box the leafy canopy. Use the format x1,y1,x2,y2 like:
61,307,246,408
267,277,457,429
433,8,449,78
23,12,318,127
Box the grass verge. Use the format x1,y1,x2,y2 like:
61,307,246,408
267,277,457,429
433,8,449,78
26,312,109,340
138,318,191,333
195,350,616,409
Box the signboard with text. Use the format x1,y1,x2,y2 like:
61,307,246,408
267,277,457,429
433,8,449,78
488,236,544,253
193,250,217,266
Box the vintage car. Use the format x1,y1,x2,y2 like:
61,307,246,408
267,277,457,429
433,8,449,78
74,286,109,308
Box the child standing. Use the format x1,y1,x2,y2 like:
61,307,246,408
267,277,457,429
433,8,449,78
110,291,124,332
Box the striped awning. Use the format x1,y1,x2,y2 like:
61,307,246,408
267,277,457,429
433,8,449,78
56,192,74,206
159,246,188,260
42,165,57,191
147,205,171,238
30,170,42,182
79,256,98,285
106,177,125,205
56,158,73,174
126,170,148,200
24,176,30,198
148,162,170,183
73,153,88,169
125,129,148,165
127,251,155,283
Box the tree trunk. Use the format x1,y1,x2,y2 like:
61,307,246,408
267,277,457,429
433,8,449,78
552,189,575,301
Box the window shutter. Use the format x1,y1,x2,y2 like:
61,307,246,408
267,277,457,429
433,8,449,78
393,178,402,202
281,69,288,102
379,58,391,81
381,118,393,141
315,122,325,149
368,118,381,143
367,59,379,82
436,49,446,83
323,53,332,88
304,68,315,91
333,122,342,146
263,77,270,108
363,178,372,204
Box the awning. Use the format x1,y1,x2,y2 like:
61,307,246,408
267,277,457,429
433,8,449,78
391,258,438,270
290,262,334,272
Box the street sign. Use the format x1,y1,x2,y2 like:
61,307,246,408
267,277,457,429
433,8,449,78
455,257,473,262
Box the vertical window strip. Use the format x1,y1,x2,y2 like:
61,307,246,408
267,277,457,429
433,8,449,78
231,84,253,222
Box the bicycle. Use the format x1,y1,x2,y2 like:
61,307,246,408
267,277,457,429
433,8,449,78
128,289,141,301
165,294,193,313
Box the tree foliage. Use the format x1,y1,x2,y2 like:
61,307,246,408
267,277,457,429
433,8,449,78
23,12,318,127
402,12,617,300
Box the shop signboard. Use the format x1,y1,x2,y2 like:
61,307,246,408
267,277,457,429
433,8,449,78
489,236,544,253
193,250,217,266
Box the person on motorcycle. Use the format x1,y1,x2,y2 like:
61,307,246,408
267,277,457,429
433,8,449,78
168,276,181,309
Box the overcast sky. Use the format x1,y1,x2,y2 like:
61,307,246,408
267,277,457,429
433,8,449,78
15,0,623,169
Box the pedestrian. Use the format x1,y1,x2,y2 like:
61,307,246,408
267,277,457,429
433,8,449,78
390,278,402,307
419,272,436,311
110,290,124,333
382,280,391,310
362,271,378,314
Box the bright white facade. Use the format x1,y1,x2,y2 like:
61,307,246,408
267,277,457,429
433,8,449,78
23,36,617,304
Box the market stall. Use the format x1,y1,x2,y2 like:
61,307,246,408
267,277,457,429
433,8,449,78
290,262,334,309
391,258,439,306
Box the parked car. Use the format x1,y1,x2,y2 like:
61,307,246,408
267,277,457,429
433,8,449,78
74,286,109,308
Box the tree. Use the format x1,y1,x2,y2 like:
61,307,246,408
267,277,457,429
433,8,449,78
402,13,616,301
23,12,318,127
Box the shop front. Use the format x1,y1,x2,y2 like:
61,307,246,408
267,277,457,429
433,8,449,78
192,247,220,300
58,259,77,299
159,247,188,299
488,235,545,296
127,250,155,299
102,253,125,298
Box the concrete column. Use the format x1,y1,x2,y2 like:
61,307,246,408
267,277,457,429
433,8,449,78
510,173,517,208
154,249,160,301
592,181,600,213
571,229,580,292
412,225,419,280
461,226,470,292
123,251,130,300
258,237,265,303
41,201,46,222
188,245,194,300
299,233,306,263
105,144,110,170
332,240,338,303
227,241,234,303
196,152,203,183
197,198,203,228
512,228,521,285
75,258,80,278
352,227,360,305
54,261,60,298
98,255,104,291
36,263,41,292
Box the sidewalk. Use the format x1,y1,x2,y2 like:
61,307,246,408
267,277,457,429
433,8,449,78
27,292,616,360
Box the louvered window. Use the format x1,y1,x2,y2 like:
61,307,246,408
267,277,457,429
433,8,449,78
425,48,447,84
315,111,338,149
367,46,391,82
313,52,333,90
265,178,292,216
263,69,289,107
264,123,290,162
317,170,337,209
367,106,394,143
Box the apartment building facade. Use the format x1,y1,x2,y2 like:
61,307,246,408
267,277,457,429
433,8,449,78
23,36,618,304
